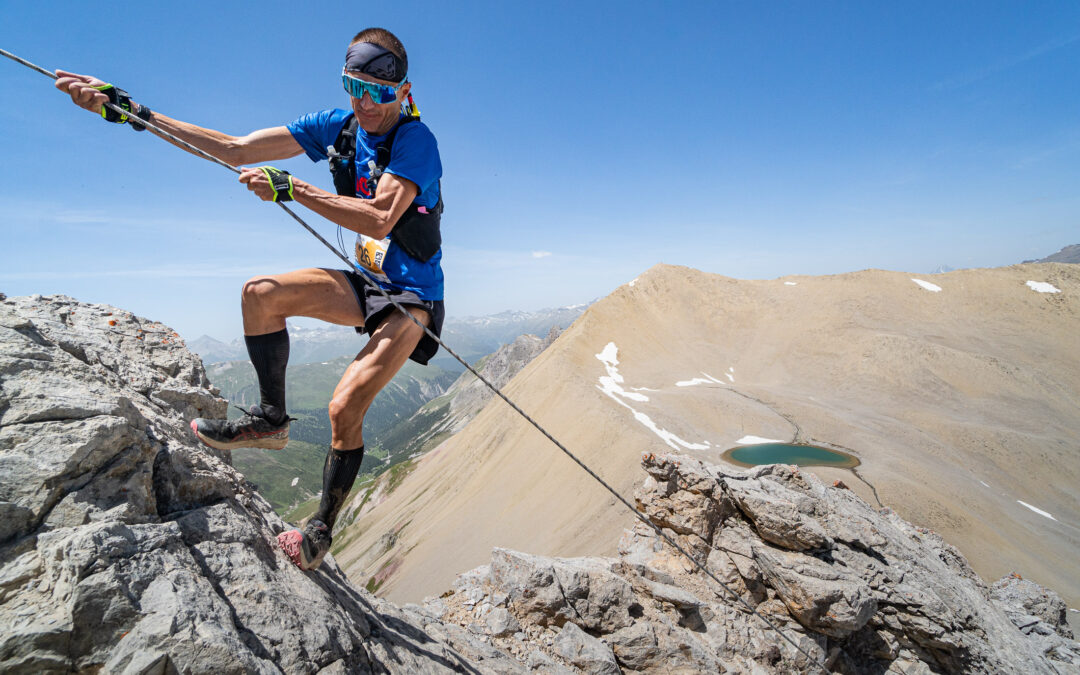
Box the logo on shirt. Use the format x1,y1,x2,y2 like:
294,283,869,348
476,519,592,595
356,175,372,198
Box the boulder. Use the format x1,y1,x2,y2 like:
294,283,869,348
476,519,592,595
553,622,620,675
490,548,634,633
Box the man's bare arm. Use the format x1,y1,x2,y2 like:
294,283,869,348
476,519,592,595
143,115,304,166
240,168,418,240
54,69,304,166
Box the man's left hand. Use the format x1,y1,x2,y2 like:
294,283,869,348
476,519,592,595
240,166,295,202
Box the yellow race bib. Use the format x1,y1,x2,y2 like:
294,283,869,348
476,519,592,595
355,234,391,281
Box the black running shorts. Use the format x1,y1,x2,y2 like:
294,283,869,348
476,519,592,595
339,269,444,365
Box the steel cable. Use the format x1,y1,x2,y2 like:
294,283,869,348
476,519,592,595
2,47,832,674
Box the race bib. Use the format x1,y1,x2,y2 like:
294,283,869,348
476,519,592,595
355,234,391,280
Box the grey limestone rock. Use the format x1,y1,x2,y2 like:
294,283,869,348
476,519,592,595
0,294,526,674
490,548,634,633
430,453,1079,674
553,622,620,675
991,573,1080,667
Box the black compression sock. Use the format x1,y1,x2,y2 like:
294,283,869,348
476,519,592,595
314,446,365,531
245,328,289,424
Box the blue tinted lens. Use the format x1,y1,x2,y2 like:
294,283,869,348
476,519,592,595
342,72,398,104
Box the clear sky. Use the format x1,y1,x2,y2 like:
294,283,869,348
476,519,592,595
1,2,1077,340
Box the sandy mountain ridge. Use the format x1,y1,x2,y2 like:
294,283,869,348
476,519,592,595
337,262,1079,612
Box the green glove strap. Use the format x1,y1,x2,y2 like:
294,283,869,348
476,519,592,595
93,84,133,124
260,166,295,202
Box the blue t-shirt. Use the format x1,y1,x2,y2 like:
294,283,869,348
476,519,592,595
287,109,443,300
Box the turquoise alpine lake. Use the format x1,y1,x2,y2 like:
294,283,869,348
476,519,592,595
722,443,859,468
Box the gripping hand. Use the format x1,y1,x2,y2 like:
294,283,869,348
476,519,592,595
259,167,295,202
92,83,153,130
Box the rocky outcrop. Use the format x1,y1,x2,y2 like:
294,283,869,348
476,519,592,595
0,295,526,673
427,455,1080,674
3,293,1077,673
447,326,562,423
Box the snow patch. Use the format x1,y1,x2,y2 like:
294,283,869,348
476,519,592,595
676,378,713,387
675,373,725,387
1026,280,1061,294
1017,500,1057,521
979,480,990,488
627,277,639,287
595,342,709,451
290,477,299,487
596,342,648,402
784,281,797,286
737,435,784,445
725,373,734,382
911,279,942,293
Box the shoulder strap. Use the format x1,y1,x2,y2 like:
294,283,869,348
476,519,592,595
375,116,420,170
328,116,360,197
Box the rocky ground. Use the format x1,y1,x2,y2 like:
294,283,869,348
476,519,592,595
1,293,1077,673
0,295,523,673
426,454,1079,674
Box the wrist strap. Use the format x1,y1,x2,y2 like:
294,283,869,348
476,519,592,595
260,166,294,202
93,84,133,124
129,103,152,132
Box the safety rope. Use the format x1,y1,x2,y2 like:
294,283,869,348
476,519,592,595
2,48,831,674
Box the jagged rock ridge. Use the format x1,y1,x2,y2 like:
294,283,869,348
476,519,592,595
426,455,1079,673
0,295,525,673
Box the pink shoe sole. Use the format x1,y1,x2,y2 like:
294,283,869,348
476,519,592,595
278,529,307,569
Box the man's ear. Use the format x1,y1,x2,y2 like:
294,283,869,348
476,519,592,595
399,81,412,101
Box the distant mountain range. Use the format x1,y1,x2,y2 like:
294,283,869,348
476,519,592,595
187,303,591,369
1024,243,1080,264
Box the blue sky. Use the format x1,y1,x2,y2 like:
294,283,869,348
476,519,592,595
1,2,1077,340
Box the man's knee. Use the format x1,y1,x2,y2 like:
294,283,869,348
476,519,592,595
241,276,279,310
328,391,373,433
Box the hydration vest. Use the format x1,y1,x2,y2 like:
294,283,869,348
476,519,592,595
326,115,443,262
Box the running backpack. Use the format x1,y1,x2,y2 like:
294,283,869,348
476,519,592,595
327,116,443,262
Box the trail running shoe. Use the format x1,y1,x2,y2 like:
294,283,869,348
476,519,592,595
278,519,332,570
190,405,290,451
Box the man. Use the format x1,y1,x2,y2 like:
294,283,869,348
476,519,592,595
55,27,444,571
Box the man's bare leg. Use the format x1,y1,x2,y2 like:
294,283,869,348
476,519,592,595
192,268,367,450
241,268,366,422
280,304,430,570
241,268,367,335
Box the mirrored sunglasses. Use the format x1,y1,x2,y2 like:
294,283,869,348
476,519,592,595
341,69,404,104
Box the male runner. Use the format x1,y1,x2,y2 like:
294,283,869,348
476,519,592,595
55,27,444,571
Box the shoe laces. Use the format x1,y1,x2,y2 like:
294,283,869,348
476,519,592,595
230,404,295,425
305,519,332,547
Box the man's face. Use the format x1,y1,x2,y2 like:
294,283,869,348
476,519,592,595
346,70,410,131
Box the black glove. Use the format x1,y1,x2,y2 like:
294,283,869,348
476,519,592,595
93,83,152,131
259,167,295,202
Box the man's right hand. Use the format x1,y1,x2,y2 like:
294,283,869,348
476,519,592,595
54,70,111,114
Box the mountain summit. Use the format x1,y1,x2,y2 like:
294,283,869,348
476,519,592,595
337,262,1079,610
